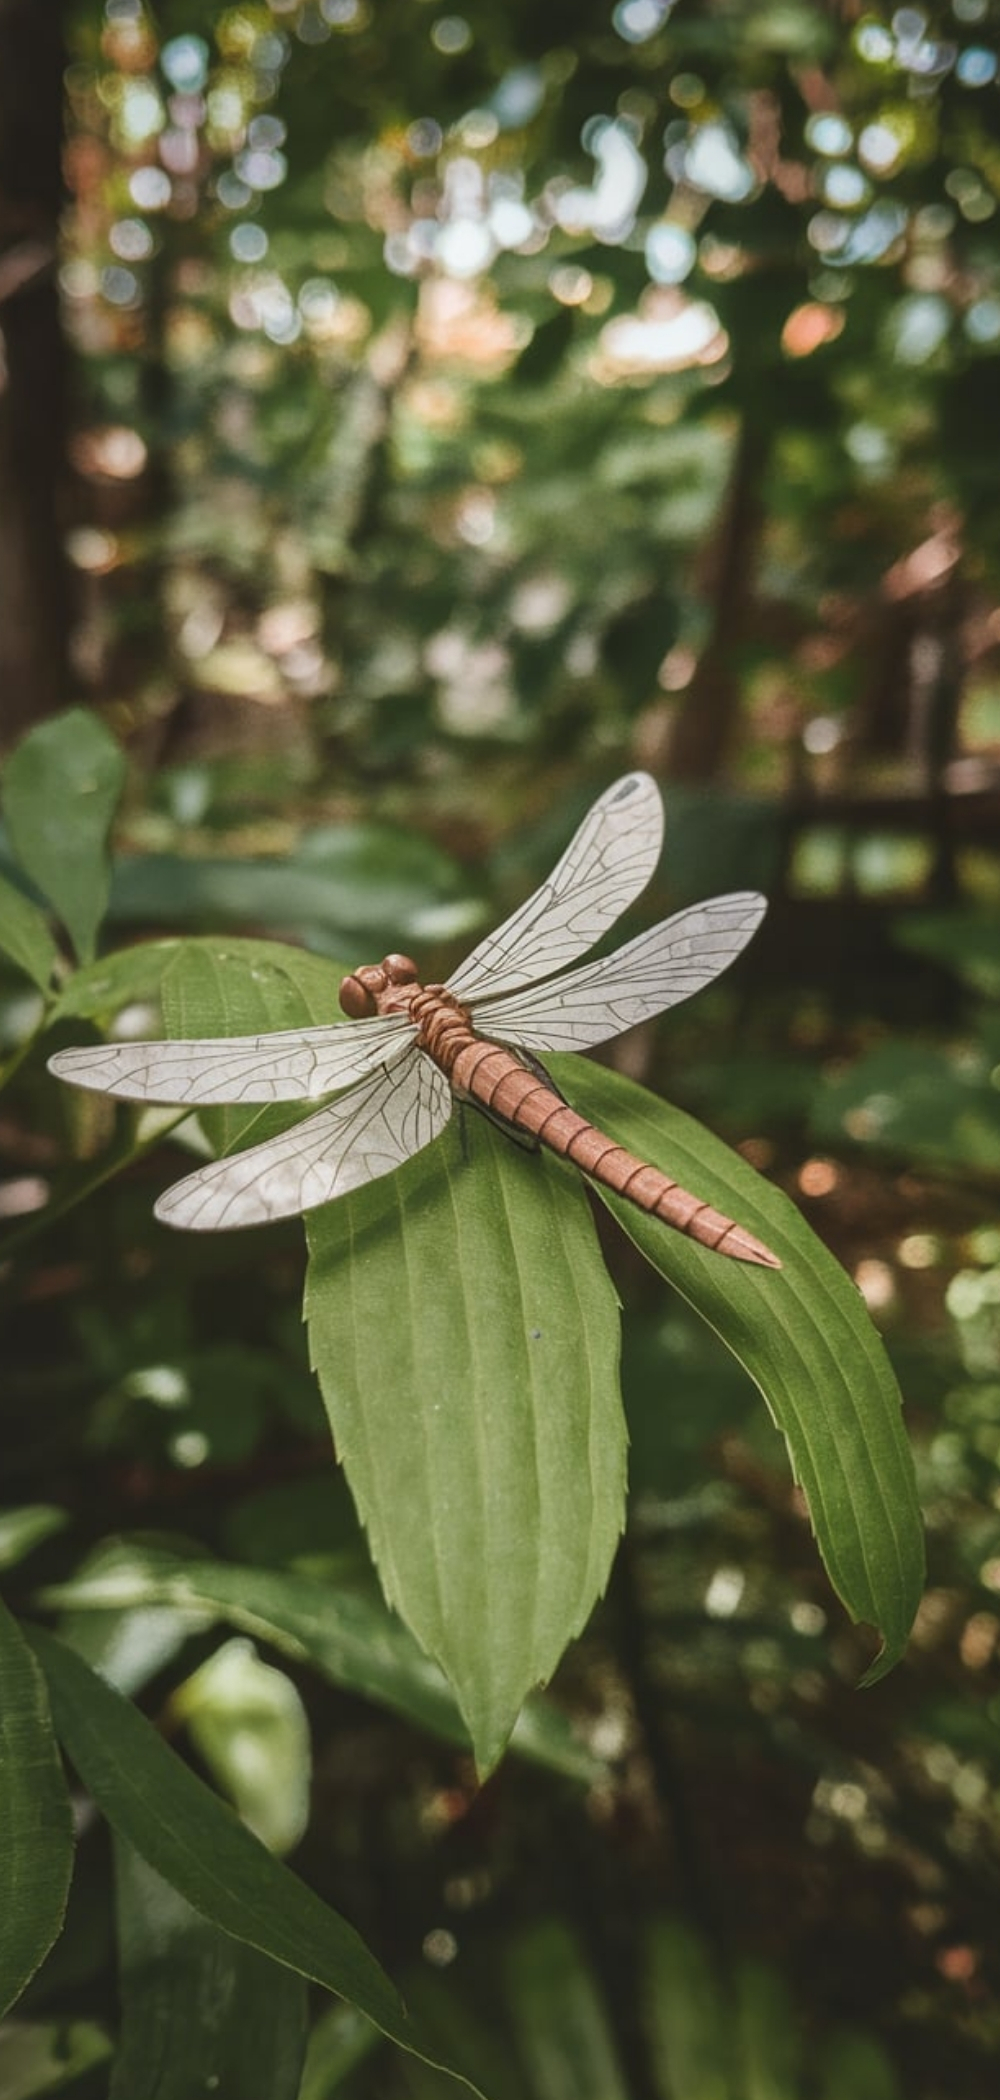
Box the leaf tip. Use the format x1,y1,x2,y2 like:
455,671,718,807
856,1635,905,1689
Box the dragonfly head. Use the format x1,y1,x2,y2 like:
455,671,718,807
339,953,420,1018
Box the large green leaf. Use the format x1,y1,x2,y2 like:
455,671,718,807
107,823,482,948
51,933,346,1027
140,938,624,1772
27,1628,482,2095
306,1120,625,1774
111,1841,308,2100
0,1599,74,2018
2,710,126,967
39,1550,606,1783
547,1058,924,1679
0,872,59,993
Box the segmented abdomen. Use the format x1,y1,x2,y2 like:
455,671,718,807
412,991,778,1268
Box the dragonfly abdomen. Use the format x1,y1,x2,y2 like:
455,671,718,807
423,1019,779,1270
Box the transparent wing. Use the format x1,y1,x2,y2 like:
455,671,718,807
470,892,767,1052
447,771,663,1005
154,1050,451,1232
47,1012,415,1107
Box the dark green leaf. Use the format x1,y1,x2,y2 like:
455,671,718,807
735,1957,801,2100
111,1841,308,2100
643,1916,733,2100
0,2019,111,2097
298,2004,383,2100
39,1551,607,1785
821,2028,901,2100
0,1599,75,2018
0,873,59,993
895,909,1000,998
810,1040,1000,1174
505,1919,629,2100
105,825,481,948
27,1628,483,2094
547,1058,925,1680
2,710,126,967
513,306,575,387
0,1507,68,1573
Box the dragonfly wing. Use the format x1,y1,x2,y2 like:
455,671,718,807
446,771,663,1005
470,892,767,1051
154,1050,451,1231
48,1013,415,1106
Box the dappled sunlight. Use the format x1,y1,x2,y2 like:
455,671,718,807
797,1158,841,1198
854,1258,898,1311
5,6,1000,2089
596,288,728,377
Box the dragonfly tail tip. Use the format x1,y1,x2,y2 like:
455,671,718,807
723,1225,783,1270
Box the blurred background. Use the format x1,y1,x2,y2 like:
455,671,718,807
4,1,1000,2094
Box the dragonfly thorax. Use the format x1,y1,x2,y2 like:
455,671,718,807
339,953,420,1019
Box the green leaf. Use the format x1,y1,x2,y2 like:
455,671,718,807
820,2028,901,2100
810,1039,1000,1174
38,1550,608,1785
0,1599,75,2018
0,2019,111,2098
137,936,624,1774
51,932,346,1027
735,1958,801,2100
0,872,59,992
895,908,1000,998
43,1540,208,1700
0,1506,68,1573
2,710,126,967
111,1841,308,2100
174,1637,311,1855
643,1916,733,2100
26,1628,483,2095
505,1919,629,2100
298,2005,383,2100
546,1057,925,1680
157,937,348,1161
305,1116,625,1774
107,824,482,948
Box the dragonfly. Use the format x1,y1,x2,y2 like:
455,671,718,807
48,772,780,1267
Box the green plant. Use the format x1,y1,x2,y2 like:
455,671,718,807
0,710,924,2089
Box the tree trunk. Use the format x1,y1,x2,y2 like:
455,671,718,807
0,0,69,749
664,415,770,784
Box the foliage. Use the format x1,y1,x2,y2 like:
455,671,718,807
3,0,1000,2090
59,0,1000,800
0,697,935,2092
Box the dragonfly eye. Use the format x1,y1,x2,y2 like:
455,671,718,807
339,970,380,1018
383,954,419,987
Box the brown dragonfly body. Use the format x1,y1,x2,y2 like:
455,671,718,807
340,956,778,1267
51,773,780,1259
